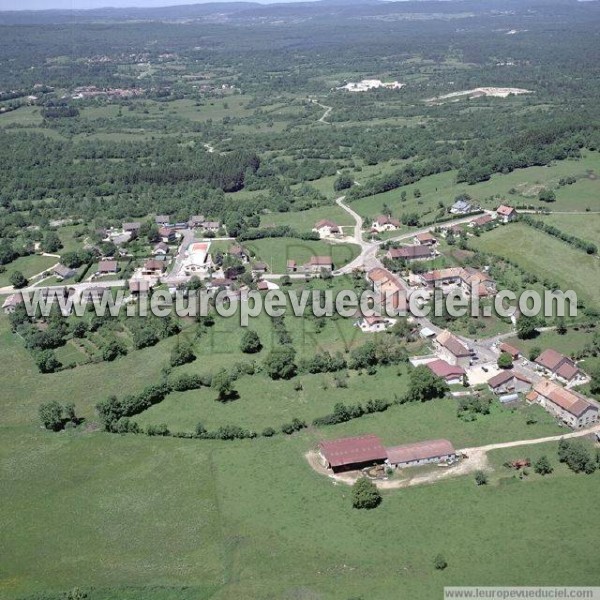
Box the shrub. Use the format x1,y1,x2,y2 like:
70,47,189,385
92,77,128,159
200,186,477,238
474,470,488,485
433,554,448,571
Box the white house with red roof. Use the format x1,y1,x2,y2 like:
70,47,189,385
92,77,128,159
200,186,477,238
534,349,584,384
496,204,517,223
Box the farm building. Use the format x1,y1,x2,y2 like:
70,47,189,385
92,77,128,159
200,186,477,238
534,349,583,384
318,435,388,473
527,379,597,429
386,439,457,468
434,330,471,368
387,245,434,261
487,370,531,395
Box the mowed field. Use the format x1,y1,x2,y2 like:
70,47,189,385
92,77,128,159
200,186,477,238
245,237,360,273
470,223,600,308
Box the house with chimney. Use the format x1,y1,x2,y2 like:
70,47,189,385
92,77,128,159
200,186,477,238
313,219,341,238
496,204,517,223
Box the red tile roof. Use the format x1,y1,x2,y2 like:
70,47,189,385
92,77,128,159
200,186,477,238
386,439,456,465
319,435,387,468
496,204,516,217
426,359,465,381
488,370,531,389
436,330,470,357
388,246,433,260
500,342,520,358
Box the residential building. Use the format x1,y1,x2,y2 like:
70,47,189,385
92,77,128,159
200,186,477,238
496,204,517,223
203,221,221,233
129,279,151,295
372,215,401,233
53,264,75,280
499,342,521,360
155,215,171,226
98,260,118,274
153,242,169,255
143,259,165,276
534,349,583,384
252,262,268,275
450,199,472,214
305,256,333,274
355,314,394,333
229,245,249,263
286,259,297,273
313,219,341,238
414,232,437,246
528,379,598,428
122,222,141,234
487,370,532,395
188,215,206,228
434,330,471,368
158,227,175,243
367,267,408,316
425,359,466,385
2,293,23,314
420,267,496,297
386,439,457,468
318,434,387,473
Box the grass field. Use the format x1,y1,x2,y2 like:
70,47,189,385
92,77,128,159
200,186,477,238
349,151,600,219
245,237,360,273
504,327,598,358
539,213,600,245
259,205,354,230
470,223,600,308
0,254,58,287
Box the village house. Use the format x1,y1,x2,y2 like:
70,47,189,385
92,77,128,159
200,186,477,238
122,222,141,235
129,279,151,296
286,259,297,273
158,227,176,243
206,278,234,291
387,245,434,262
153,242,169,255
52,264,76,280
367,267,408,316
488,370,532,395
252,262,268,276
499,342,521,361
142,259,166,276
80,286,106,303
202,221,221,233
305,256,334,274
188,215,206,228
527,380,598,429
450,199,473,214
229,245,249,263
312,219,341,238
155,215,171,226
434,330,472,368
318,434,388,473
371,215,401,233
98,260,119,275
414,232,437,246
2,292,23,314
420,267,496,297
425,359,466,385
386,439,457,469
496,204,517,223
534,349,583,384
355,314,394,333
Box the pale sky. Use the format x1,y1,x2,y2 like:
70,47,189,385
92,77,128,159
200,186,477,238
0,0,317,10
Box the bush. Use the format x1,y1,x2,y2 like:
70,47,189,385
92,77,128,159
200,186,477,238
351,477,382,509
170,343,196,367
264,346,297,380
240,330,262,354
262,427,277,437
433,554,448,571
533,455,553,475
39,400,64,431
146,423,170,436
497,352,513,369
474,470,488,485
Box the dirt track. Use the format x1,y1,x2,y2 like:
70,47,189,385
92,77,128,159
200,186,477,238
306,423,600,490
